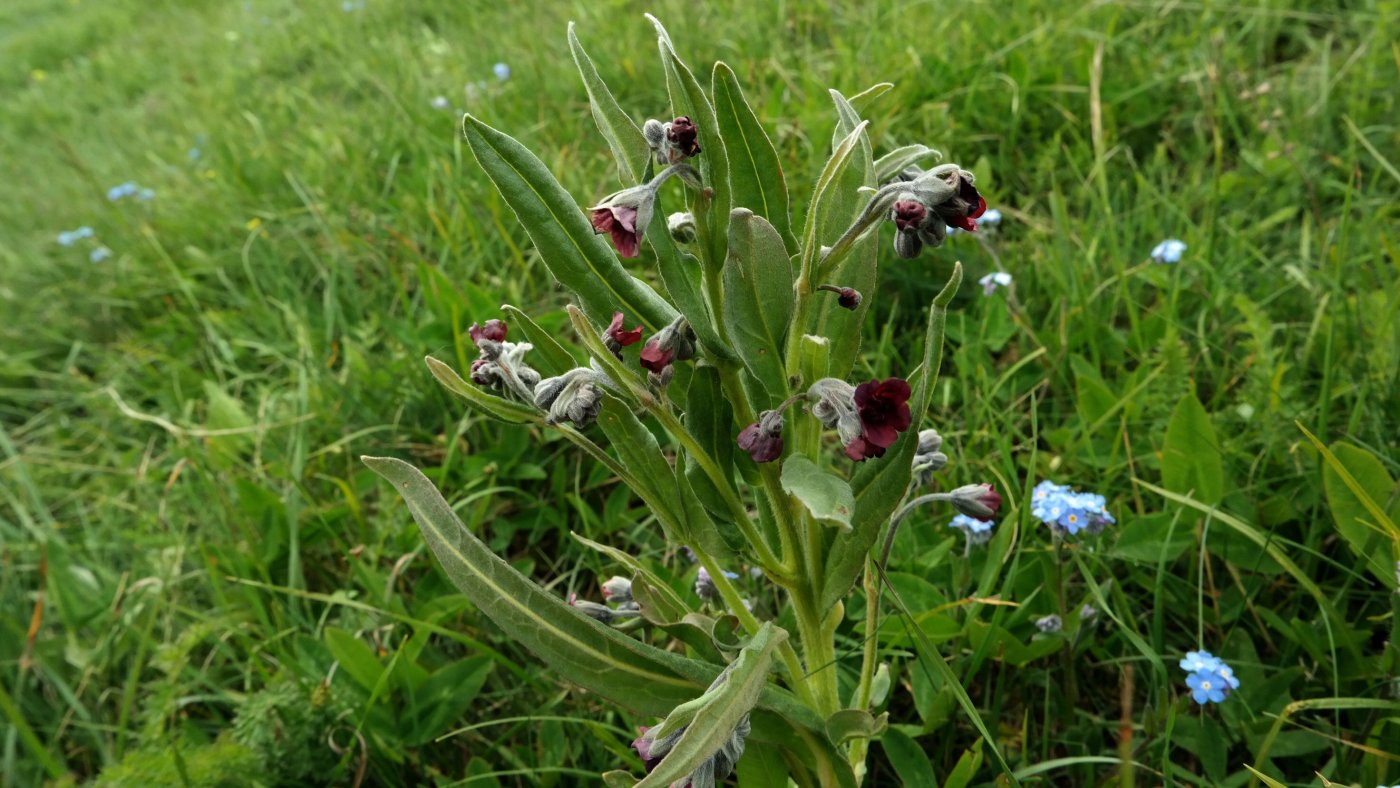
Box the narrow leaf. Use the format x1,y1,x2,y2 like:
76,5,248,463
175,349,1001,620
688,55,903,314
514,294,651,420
362,455,713,714
780,456,856,532
712,62,793,250
637,624,783,788
595,394,690,545
462,115,676,331
647,191,733,359
879,729,937,787
724,209,794,405
683,365,740,522
568,22,649,183
570,531,692,618
425,355,536,424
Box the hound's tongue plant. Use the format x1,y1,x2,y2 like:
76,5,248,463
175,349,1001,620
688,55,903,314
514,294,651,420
362,15,1008,787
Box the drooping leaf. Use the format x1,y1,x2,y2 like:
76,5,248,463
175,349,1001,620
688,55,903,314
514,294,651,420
1319,439,1399,588
462,115,676,331
636,624,783,788
1161,388,1225,505
568,22,649,183
712,62,793,250
361,456,713,715
822,264,961,609
724,209,794,405
780,456,855,532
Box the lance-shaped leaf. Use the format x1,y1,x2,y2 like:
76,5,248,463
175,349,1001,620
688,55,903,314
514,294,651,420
874,144,942,183
821,263,962,610
712,62,793,251
807,89,877,380
568,22,649,184
724,209,794,405
636,624,782,788
781,456,855,533
683,365,740,523
595,393,691,545
647,14,732,268
462,115,676,331
361,456,715,714
748,711,857,788
499,304,579,376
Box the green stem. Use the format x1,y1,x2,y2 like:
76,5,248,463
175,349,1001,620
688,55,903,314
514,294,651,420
691,545,818,709
791,583,841,716
848,558,882,781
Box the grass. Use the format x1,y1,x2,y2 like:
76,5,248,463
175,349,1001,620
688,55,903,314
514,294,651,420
2,0,1398,785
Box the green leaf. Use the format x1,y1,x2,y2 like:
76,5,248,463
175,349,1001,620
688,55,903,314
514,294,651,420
325,627,384,692
637,624,784,788
1161,388,1225,505
595,393,689,545
825,709,888,745
362,455,714,715
461,115,676,331
734,742,790,788
647,14,731,269
723,209,794,405
821,264,961,609
874,144,942,183
683,365,740,522
712,62,793,251
568,22,649,184
880,729,937,787
499,304,578,376
646,193,731,359
1319,440,1399,588
747,713,857,788
780,456,855,532
405,656,494,746
425,355,536,424
941,740,984,788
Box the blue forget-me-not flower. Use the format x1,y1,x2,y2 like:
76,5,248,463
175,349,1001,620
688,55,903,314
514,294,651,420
1031,480,1116,536
493,62,511,81
1151,239,1186,263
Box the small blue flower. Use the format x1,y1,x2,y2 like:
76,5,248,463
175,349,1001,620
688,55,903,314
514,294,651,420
492,62,511,81
976,208,1002,226
430,95,450,110
341,0,364,11
76,226,94,239
107,182,138,201
1150,239,1186,263
137,188,156,202
978,271,1012,296
1186,668,1227,704
89,247,112,263
1031,480,1115,536
1179,650,1221,674
57,231,76,246
188,147,202,161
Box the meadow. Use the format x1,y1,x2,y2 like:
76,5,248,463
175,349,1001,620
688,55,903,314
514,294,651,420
2,0,1398,785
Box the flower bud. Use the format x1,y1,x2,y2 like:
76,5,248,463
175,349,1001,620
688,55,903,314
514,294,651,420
737,409,785,463
695,567,718,601
949,483,1002,519
643,119,667,151
667,212,696,244
469,319,508,345
893,229,923,259
569,593,617,624
600,576,632,603
532,368,606,427
916,428,943,455
639,315,695,374
892,200,928,232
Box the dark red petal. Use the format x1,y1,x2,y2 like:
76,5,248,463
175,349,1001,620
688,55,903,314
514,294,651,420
610,225,640,258
970,194,987,219
590,208,615,235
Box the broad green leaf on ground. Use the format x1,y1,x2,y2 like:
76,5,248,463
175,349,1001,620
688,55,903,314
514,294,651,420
568,22,649,183
1161,388,1225,505
712,63,793,251
636,624,782,788
724,209,794,405
822,264,962,610
462,115,676,331
780,456,855,532
1319,439,1399,588
362,455,713,715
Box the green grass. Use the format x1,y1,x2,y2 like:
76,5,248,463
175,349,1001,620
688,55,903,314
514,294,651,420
2,0,1398,785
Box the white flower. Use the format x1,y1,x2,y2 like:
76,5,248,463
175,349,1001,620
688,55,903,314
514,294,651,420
978,271,1012,295
430,95,450,110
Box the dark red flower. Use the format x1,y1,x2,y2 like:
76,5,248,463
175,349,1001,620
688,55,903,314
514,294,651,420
941,173,986,233
590,205,641,258
737,416,784,463
853,377,912,449
639,338,674,373
843,435,888,462
469,357,495,386
666,116,701,157
468,319,507,344
606,311,643,347
892,200,928,232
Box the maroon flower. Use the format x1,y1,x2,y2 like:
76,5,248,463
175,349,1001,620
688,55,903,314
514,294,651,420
469,357,496,386
853,377,912,450
940,172,987,233
666,116,701,157
590,204,641,258
843,435,888,462
606,311,643,347
737,410,785,463
468,319,507,345
892,200,928,232
639,338,674,373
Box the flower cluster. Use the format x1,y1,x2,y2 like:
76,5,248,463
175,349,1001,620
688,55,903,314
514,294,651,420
885,164,987,258
107,181,155,202
1178,650,1239,705
643,115,701,166
467,319,541,402
589,163,699,258
806,377,913,461
949,513,994,545
1031,480,1115,536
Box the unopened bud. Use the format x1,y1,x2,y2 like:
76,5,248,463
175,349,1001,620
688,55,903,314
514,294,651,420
737,409,785,463
601,576,633,603
949,483,1002,520
667,212,696,244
